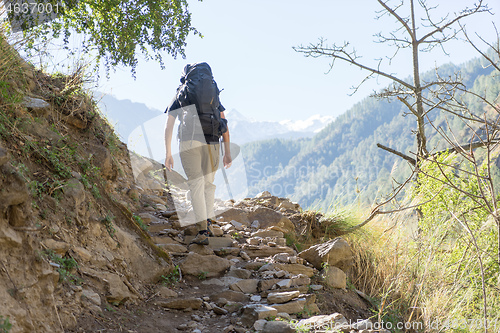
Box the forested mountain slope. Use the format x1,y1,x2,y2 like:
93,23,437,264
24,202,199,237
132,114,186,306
241,55,500,210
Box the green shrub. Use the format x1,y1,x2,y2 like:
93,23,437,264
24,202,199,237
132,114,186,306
0,315,11,333
42,249,80,284
161,265,180,286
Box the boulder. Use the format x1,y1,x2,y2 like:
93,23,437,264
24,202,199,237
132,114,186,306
23,96,50,110
246,207,295,232
296,313,348,331
227,266,252,279
252,228,284,238
267,291,300,304
89,144,116,180
254,319,267,331
188,244,215,255
81,289,101,306
0,227,22,246
276,279,292,289
72,246,92,262
41,239,70,256
158,298,202,310
258,279,281,292
0,171,29,209
291,275,311,287
241,304,278,327
256,191,272,197
262,320,297,333
202,276,241,287
270,298,306,314
277,200,301,212
216,208,250,225
161,244,188,253
212,305,229,315
298,237,353,271
158,286,178,298
241,245,295,258
273,263,315,278
180,253,231,277
104,273,136,304
320,266,347,289
230,279,259,294
214,247,240,257
210,290,250,303
230,220,245,230
212,225,224,236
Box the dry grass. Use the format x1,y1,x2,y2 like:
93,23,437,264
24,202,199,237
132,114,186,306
290,202,500,332
0,39,37,118
342,211,500,332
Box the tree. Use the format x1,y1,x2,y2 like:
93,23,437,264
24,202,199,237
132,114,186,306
294,0,500,329
293,0,499,235
4,0,200,75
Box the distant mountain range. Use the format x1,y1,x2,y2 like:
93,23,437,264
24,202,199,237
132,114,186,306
95,95,336,203
96,93,163,142
225,110,334,144
240,55,500,210
95,94,335,159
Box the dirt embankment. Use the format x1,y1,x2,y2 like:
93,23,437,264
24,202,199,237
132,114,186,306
0,54,173,332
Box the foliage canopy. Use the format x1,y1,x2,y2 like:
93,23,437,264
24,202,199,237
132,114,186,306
14,0,200,75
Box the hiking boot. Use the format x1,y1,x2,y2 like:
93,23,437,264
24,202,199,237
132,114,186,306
207,219,215,237
190,230,209,245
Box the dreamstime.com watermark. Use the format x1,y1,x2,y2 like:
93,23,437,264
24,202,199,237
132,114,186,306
291,318,500,332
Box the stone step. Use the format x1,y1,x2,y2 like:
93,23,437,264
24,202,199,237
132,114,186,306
214,247,241,256
260,263,315,278
259,285,309,296
148,223,171,233
240,244,295,258
151,236,180,245
157,243,188,253
183,236,236,249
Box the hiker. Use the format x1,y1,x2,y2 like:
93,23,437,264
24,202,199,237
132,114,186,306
164,62,232,245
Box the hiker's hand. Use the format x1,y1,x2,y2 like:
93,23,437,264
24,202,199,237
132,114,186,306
223,153,232,169
165,154,174,171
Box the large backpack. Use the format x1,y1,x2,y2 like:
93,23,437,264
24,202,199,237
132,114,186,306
175,62,227,142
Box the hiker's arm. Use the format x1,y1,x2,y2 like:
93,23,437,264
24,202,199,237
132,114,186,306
220,112,232,169
164,114,176,171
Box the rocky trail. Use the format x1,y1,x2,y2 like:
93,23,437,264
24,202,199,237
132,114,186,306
0,63,389,333
69,186,386,333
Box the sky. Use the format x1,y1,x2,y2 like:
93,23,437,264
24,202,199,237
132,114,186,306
10,0,494,123
94,0,500,123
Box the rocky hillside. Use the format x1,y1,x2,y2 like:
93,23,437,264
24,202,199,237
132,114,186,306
0,43,173,332
1,41,390,333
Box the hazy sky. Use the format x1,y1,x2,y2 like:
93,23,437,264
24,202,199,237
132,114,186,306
97,0,499,122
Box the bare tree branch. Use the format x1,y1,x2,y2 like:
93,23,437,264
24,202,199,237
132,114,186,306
433,140,500,156
418,1,490,44
460,22,500,72
377,143,417,165
293,39,415,91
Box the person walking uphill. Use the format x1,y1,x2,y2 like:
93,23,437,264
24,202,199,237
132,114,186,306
164,62,232,245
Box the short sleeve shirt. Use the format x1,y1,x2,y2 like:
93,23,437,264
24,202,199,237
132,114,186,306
165,93,225,143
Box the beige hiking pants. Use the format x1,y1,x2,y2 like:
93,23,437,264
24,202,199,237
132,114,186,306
179,140,220,231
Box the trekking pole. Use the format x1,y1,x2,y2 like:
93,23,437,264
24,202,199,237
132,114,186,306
220,139,234,200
